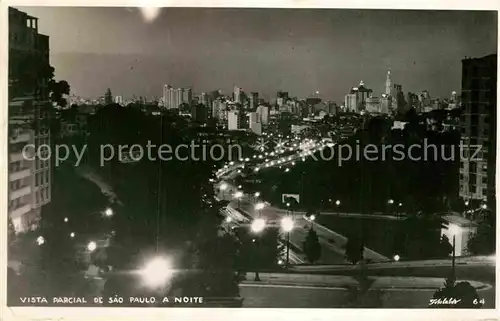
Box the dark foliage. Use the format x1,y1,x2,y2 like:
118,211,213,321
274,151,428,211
302,227,322,263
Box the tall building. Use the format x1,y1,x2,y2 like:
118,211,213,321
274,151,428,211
256,105,269,125
233,86,242,104
390,84,406,113
162,85,192,109
114,95,123,105
212,99,228,127
227,111,241,130
385,71,392,95
248,112,262,135
249,92,259,110
344,93,358,113
345,81,372,113
365,97,381,113
8,8,52,233
459,54,497,209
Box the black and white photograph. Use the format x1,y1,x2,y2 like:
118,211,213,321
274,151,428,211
4,4,498,310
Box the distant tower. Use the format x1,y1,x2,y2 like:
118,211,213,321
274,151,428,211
385,71,392,96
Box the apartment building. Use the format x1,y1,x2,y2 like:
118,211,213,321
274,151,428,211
8,8,52,232
459,54,497,209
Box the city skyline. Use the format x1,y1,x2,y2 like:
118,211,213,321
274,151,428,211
18,7,497,101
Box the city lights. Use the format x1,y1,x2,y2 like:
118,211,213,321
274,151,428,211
281,216,295,232
254,192,261,198
87,241,97,252
70,232,75,238
234,191,243,199
104,207,114,217
140,256,174,288
393,254,400,262
36,236,45,246
255,202,265,211
251,218,266,233
335,200,340,206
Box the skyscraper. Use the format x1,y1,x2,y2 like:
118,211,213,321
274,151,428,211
249,92,259,110
8,8,52,233
459,54,497,210
233,86,242,103
345,81,372,113
256,105,269,125
385,71,392,96
163,85,192,109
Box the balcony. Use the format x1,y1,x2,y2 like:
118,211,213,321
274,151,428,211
9,168,31,181
10,151,25,162
9,203,32,220
10,185,31,200
10,132,31,144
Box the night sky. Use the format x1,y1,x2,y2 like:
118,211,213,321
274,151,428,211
18,7,498,101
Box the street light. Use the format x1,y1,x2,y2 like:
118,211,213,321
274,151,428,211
104,207,113,217
481,204,487,210
281,217,295,266
388,199,394,204
64,217,68,223
140,256,174,289
87,241,97,252
251,218,266,233
70,232,75,238
36,236,45,246
393,254,400,262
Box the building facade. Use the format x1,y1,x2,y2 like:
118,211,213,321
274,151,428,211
9,8,52,233
163,85,192,109
459,54,497,209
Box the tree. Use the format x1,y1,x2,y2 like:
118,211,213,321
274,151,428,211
431,280,482,308
345,235,364,265
467,219,495,255
104,88,113,105
302,227,321,263
49,80,70,107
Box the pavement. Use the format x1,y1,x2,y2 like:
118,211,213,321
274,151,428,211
240,272,491,291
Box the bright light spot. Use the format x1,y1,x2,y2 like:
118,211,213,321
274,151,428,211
278,259,284,265
310,214,316,221
140,256,173,288
234,191,243,199
237,170,241,173
291,162,295,165
225,216,232,223
255,202,265,211
285,168,290,172
70,232,75,238
254,167,260,172
36,236,45,245
238,185,242,189
335,200,341,206
465,200,470,206
281,216,295,232
398,203,403,207
481,204,487,209
230,161,234,165
388,199,394,204
104,208,113,217
245,158,250,162
393,254,400,262
139,7,161,23
64,217,68,222
87,241,97,252
251,218,266,233
220,183,228,191
254,192,261,198
258,155,263,159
